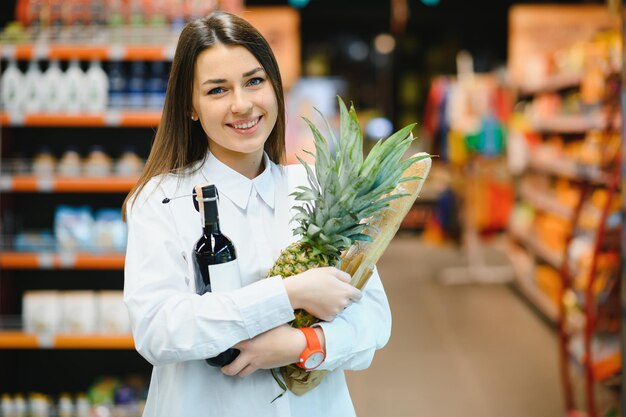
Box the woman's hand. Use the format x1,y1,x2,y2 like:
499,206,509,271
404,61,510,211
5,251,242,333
221,324,313,377
283,267,362,322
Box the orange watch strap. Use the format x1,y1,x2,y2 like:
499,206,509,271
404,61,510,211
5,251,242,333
299,327,322,351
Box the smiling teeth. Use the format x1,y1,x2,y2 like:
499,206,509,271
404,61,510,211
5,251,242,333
233,119,258,129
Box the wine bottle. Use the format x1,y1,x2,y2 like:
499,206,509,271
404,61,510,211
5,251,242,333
192,184,241,367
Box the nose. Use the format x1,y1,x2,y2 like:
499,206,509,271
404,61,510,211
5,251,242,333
230,89,253,115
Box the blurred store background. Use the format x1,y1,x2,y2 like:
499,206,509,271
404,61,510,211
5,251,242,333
0,0,623,416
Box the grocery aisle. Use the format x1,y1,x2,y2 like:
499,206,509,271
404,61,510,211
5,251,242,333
347,233,563,417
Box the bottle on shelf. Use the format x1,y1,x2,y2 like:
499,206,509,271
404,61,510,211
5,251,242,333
0,58,24,113
64,59,87,113
75,394,91,417
23,59,42,114
41,60,65,113
13,393,26,417
57,393,75,417
85,60,109,114
57,147,83,177
127,61,147,109
114,146,143,176
192,184,241,367
83,145,112,177
108,61,127,109
32,146,56,177
146,61,167,109
1,394,16,417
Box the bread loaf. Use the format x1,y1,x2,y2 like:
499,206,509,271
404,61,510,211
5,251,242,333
341,152,432,289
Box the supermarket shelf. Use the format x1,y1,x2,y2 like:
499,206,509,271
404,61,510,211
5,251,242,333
504,239,558,322
509,228,563,270
518,71,583,96
0,175,138,192
569,335,622,382
0,43,175,61
531,113,608,134
0,332,133,349
0,331,39,349
0,111,161,127
504,238,585,332
528,156,611,186
0,252,125,269
520,182,574,220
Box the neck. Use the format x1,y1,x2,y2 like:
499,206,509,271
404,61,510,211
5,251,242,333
211,150,265,179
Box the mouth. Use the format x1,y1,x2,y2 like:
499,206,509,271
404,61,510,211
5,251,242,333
228,116,262,131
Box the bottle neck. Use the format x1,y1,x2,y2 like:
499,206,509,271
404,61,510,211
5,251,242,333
203,221,220,234
202,200,220,234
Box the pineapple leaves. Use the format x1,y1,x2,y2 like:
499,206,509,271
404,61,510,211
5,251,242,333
293,96,426,255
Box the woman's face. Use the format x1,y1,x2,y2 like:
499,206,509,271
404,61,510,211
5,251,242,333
191,43,278,169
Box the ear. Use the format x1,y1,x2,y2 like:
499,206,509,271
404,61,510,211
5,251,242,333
190,111,198,121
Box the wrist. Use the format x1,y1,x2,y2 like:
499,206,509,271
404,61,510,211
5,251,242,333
312,326,326,352
296,327,326,370
283,276,304,310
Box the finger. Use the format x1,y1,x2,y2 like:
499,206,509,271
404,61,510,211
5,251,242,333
333,269,351,283
238,364,257,378
351,288,363,301
221,355,248,376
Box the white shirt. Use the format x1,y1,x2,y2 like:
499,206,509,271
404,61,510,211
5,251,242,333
124,152,392,417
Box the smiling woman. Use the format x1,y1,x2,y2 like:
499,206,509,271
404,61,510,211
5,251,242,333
121,10,391,417
191,44,279,178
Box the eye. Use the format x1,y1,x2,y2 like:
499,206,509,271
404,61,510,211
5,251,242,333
247,77,264,87
207,87,226,95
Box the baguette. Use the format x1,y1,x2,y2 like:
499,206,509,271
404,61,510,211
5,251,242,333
341,152,432,289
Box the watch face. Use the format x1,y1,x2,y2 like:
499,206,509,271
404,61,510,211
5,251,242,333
304,351,325,370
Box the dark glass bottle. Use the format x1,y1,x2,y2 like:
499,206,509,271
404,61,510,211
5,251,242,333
192,185,240,367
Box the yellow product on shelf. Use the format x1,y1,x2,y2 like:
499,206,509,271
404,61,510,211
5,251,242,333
555,179,580,209
573,252,619,297
533,213,571,252
447,129,469,166
578,131,604,166
581,42,608,105
563,140,582,161
535,265,562,308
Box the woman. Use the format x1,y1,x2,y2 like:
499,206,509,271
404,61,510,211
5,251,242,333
123,11,391,417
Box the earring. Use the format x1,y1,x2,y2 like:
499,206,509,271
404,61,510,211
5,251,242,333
191,115,198,121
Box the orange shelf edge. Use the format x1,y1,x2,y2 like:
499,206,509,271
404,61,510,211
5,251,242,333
0,332,134,349
72,253,126,269
54,334,134,349
0,252,125,269
0,332,40,348
4,176,138,192
1,44,171,61
48,45,110,60
24,113,106,126
120,111,162,127
1,112,161,127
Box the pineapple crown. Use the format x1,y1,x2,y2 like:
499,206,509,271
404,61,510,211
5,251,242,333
291,97,427,257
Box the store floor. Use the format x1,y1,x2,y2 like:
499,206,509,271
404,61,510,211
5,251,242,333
346,233,564,417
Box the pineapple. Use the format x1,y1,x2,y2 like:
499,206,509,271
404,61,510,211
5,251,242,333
268,97,422,328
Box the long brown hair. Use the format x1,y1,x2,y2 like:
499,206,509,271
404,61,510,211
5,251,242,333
122,11,286,218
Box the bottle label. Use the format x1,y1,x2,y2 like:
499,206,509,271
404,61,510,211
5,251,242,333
208,259,241,293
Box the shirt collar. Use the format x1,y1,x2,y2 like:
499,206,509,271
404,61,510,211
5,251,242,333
203,152,275,210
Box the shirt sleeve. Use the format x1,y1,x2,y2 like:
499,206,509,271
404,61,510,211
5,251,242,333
313,266,392,371
124,179,295,366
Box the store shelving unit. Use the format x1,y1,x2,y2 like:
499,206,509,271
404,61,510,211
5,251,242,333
507,40,622,417
0,28,161,396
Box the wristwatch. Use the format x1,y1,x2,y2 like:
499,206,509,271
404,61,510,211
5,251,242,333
296,327,326,370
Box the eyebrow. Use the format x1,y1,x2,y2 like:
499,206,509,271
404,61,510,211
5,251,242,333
201,67,265,86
